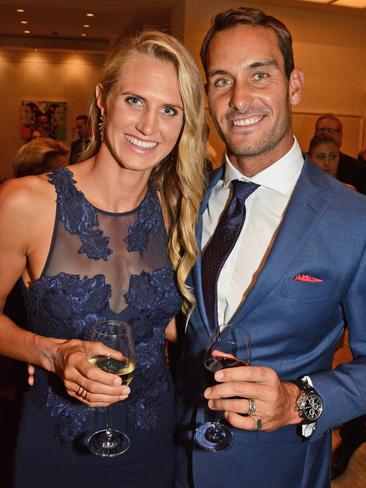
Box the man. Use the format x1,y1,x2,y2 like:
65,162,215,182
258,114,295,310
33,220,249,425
69,114,90,163
314,114,366,193
175,7,366,488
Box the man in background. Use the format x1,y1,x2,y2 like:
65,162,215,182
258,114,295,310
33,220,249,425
314,113,366,193
69,114,90,164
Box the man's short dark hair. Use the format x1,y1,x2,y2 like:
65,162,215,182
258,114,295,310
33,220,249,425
200,7,294,80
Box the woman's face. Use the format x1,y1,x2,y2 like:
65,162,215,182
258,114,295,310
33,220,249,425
99,53,184,174
310,142,340,177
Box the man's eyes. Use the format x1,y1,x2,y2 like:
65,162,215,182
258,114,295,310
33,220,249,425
213,78,232,88
253,72,269,81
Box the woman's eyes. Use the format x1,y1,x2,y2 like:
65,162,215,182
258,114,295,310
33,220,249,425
126,96,143,107
161,106,177,116
125,96,178,117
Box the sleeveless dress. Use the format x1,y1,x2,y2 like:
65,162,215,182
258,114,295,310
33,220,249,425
13,168,181,488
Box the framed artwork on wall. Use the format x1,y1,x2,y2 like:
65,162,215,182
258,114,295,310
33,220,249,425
20,100,67,142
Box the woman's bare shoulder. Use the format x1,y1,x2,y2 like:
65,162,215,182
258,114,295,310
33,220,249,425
0,174,53,210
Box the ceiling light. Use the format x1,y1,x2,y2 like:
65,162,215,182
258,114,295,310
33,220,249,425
83,24,90,28
16,8,25,13
81,33,87,37
20,20,28,24
24,30,31,34
334,0,366,6
300,0,366,5
300,0,332,3
86,12,94,17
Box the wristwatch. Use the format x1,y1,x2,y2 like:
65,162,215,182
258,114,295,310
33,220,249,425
292,378,323,424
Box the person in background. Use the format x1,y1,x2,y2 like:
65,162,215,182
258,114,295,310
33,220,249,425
358,147,366,163
175,7,366,488
69,114,90,163
0,30,206,488
314,114,366,193
308,134,355,191
12,138,69,178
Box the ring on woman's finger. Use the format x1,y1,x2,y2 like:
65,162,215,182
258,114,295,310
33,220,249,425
247,397,256,416
76,386,88,399
251,416,262,431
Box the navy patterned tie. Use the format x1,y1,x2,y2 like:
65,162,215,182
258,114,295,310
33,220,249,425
202,180,259,328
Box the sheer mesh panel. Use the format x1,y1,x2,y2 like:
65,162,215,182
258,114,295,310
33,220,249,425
45,209,169,314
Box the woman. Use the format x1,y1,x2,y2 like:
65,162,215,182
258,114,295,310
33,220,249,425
309,135,356,190
0,31,206,487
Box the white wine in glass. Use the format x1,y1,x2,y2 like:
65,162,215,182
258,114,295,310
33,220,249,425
87,320,135,457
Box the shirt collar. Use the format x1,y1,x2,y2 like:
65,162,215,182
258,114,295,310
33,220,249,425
223,137,304,196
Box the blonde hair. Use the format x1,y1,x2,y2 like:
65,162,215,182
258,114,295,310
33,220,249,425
84,30,207,312
12,137,69,178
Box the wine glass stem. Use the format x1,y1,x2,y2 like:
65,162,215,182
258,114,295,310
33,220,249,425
106,406,113,436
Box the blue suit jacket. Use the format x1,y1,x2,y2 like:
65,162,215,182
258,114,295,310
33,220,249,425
175,157,366,488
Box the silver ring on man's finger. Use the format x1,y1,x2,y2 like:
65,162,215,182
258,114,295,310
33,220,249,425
251,416,262,431
247,397,256,416
77,386,88,399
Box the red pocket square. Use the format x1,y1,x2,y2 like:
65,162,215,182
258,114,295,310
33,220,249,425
294,274,323,283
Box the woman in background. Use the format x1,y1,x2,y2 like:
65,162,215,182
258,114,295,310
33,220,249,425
309,134,356,191
0,30,206,488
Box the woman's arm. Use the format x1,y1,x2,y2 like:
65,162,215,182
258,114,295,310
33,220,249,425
0,178,129,406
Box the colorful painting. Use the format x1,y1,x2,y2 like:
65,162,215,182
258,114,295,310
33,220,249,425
20,100,67,141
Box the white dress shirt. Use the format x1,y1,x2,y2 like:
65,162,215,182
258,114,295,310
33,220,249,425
202,138,304,325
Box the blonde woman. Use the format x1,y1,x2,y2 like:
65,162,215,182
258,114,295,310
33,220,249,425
0,31,206,487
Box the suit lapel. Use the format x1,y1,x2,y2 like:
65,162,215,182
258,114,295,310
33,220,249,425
231,158,331,324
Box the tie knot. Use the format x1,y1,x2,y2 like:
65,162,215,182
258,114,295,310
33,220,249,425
231,180,259,202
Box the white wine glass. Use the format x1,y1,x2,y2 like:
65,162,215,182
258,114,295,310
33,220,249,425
195,324,251,452
87,320,135,457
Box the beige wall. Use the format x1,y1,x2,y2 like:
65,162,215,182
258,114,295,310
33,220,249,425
172,0,366,163
0,49,106,179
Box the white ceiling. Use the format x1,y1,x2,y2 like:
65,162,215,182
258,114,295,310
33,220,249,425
0,0,364,51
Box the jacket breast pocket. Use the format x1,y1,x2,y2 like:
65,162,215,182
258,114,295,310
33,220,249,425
280,277,339,301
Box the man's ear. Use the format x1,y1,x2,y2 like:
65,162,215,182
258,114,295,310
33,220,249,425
289,68,304,107
96,83,106,114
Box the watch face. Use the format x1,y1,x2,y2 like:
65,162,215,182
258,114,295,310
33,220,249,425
303,393,323,421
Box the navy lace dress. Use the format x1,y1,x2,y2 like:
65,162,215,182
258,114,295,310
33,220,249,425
13,168,181,488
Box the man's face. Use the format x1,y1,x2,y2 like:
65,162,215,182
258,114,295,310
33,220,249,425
75,119,88,139
315,117,342,148
205,25,303,171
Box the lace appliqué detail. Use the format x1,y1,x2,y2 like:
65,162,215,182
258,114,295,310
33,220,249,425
26,273,110,442
124,267,180,430
49,168,112,260
27,273,111,339
123,185,162,257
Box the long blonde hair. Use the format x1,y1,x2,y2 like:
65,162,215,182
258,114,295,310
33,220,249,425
84,30,207,312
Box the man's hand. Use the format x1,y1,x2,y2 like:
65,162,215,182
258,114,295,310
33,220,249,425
204,365,301,431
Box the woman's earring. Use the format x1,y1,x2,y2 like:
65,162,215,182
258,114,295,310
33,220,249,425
98,111,105,142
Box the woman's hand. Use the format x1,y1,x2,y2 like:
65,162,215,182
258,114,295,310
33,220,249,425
45,338,130,407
